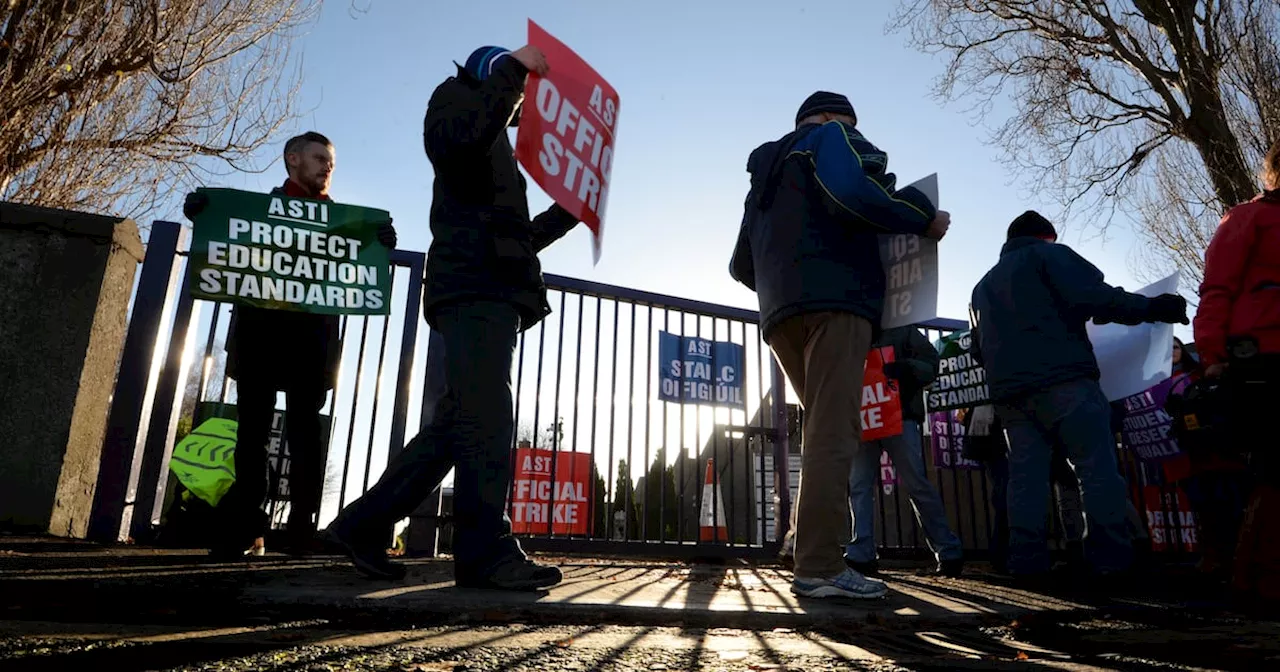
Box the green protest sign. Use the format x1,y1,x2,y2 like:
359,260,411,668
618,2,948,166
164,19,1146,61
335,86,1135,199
187,187,392,315
169,418,239,507
927,329,990,412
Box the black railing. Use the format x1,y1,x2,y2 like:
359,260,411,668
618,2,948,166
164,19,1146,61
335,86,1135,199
87,220,428,542
484,274,791,560
88,222,1193,563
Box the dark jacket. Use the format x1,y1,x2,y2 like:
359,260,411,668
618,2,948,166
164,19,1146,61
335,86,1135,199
422,58,579,331
226,183,341,391
729,120,936,340
225,306,340,391
875,326,938,422
970,237,1157,402
960,407,1008,464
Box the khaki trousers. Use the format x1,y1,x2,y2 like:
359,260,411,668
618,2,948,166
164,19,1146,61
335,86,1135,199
769,311,873,578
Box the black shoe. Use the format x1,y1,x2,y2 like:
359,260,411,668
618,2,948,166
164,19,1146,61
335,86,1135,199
917,558,965,578
456,556,563,591
207,544,250,562
279,526,329,557
844,558,880,576
1008,562,1085,592
323,526,406,581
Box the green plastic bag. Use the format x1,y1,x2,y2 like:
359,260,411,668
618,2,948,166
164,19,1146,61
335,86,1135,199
169,418,238,507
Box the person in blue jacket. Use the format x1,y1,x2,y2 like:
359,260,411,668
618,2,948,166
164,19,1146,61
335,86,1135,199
969,211,1187,582
730,91,950,600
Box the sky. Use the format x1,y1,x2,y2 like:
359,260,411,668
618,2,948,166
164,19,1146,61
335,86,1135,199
161,0,1168,317
159,0,1190,525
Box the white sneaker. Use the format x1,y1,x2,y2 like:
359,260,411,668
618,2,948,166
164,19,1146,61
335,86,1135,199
792,567,888,600
244,537,266,557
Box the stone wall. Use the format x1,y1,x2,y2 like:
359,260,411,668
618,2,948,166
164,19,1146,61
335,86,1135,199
0,202,143,537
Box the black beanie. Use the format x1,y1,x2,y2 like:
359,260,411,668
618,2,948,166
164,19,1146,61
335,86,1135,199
796,91,857,127
1007,210,1057,241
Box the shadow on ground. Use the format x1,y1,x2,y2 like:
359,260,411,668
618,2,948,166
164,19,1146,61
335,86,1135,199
1,536,1275,670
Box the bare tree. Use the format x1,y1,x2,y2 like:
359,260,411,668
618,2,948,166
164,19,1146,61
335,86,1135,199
890,0,1280,283
516,417,566,450
180,338,231,421
0,0,320,222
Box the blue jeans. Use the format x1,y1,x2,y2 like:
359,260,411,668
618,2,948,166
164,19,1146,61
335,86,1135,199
996,378,1133,576
845,420,963,564
985,449,1085,571
331,300,525,573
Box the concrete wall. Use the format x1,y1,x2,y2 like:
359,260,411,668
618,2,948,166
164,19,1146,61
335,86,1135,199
0,202,143,537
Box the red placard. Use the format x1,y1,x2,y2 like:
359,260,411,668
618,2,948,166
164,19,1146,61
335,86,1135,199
510,446,594,536
515,19,619,264
1141,486,1198,553
861,346,905,441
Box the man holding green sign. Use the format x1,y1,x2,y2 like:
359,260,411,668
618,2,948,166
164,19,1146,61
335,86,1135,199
184,131,396,557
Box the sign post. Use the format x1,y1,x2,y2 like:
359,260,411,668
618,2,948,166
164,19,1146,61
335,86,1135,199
657,332,746,410
187,187,392,316
1087,272,1180,401
880,174,940,329
510,446,593,536
515,19,620,264
928,329,991,412
861,346,904,441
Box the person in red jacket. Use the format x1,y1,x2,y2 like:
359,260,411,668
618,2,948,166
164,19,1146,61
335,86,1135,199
1193,140,1280,606
1194,143,1280,375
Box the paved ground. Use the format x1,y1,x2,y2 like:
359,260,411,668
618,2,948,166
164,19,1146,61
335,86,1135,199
1,536,1277,670
0,537,1085,628
0,620,1091,671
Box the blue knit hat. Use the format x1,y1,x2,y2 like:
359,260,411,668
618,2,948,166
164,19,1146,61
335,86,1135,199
463,46,512,81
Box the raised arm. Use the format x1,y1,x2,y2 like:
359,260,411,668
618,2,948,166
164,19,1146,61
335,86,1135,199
795,121,937,234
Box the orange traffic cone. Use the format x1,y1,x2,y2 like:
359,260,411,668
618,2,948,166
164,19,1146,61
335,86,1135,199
700,458,729,543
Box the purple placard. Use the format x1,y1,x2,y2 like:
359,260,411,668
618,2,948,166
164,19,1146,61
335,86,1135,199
929,411,982,470
1120,377,1183,462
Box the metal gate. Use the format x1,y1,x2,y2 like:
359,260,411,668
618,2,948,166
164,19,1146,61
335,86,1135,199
87,219,1036,563
87,220,427,543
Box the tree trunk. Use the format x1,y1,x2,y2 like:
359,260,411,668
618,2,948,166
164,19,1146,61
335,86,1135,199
1184,69,1261,210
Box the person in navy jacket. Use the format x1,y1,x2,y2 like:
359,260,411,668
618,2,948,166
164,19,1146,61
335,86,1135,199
970,211,1186,582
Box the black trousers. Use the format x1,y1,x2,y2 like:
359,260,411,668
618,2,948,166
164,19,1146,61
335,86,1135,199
330,300,524,575
229,377,328,540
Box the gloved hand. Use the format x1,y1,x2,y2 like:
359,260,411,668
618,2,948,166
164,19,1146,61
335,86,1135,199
183,192,209,221
375,219,397,250
969,404,996,437
1149,293,1189,325
881,361,906,380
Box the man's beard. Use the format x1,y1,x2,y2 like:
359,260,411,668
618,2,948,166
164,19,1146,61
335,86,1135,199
308,174,330,195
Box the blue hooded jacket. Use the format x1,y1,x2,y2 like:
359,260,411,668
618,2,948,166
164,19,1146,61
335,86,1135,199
729,121,936,339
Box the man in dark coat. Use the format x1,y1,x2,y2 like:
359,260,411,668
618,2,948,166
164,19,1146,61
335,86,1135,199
844,326,963,578
184,131,397,557
970,211,1187,581
325,44,580,591
729,90,950,600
